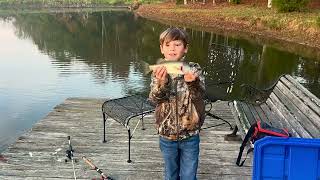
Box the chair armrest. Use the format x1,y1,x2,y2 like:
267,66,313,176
239,75,286,104
240,84,271,105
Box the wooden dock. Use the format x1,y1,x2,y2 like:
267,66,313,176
0,98,252,179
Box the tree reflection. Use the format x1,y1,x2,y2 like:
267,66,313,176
4,11,320,98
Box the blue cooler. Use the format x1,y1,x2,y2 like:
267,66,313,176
253,137,320,180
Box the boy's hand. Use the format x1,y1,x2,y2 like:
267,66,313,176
184,71,197,82
154,66,168,84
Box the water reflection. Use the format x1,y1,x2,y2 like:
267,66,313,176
11,11,158,94
0,10,319,152
9,11,320,97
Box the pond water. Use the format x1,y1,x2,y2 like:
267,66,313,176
0,10,319,152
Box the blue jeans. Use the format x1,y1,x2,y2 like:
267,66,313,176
159,134,200,180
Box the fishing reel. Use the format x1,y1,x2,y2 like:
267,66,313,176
65,149,78,163
64,136,78,163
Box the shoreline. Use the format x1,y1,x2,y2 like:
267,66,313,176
135,3,320,60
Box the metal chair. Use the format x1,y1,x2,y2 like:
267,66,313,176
102,95,155,163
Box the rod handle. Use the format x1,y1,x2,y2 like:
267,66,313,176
82,156,95,169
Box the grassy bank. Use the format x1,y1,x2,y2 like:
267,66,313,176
136,3,320,56
194,6,320,31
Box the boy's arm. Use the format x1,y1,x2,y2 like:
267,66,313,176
186,63,205,100
149,75,170,104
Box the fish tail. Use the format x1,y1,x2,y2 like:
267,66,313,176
141,61,152,75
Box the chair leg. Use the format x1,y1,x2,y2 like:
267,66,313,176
224,125,242,141
127,129,132,163
229,125,238,136
103,113,107,143
141,114,145,130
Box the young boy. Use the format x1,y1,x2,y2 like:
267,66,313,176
149,27,206,180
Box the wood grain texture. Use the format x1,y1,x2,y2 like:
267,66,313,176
0,98,251,180
231,75,320,139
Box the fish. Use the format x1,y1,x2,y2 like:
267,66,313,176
143,60,192,75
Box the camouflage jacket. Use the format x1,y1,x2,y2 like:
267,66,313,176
149,60,206,141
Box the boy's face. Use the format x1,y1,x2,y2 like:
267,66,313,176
160,40,188,61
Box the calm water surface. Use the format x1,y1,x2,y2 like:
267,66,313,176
0,10,319,152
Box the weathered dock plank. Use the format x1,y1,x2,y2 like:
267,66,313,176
0,98,252,179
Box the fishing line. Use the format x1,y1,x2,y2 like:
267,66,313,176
64,136,113,180
66,136,77,180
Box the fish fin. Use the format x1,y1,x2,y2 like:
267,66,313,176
141,61,152,75
156,58,165,64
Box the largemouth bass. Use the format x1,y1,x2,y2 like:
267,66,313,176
144,61,191,75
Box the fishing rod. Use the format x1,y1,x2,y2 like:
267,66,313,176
65,136,77,180
82,156,113,180
64,136,113,180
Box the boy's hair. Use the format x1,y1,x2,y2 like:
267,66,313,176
159,27,188,47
